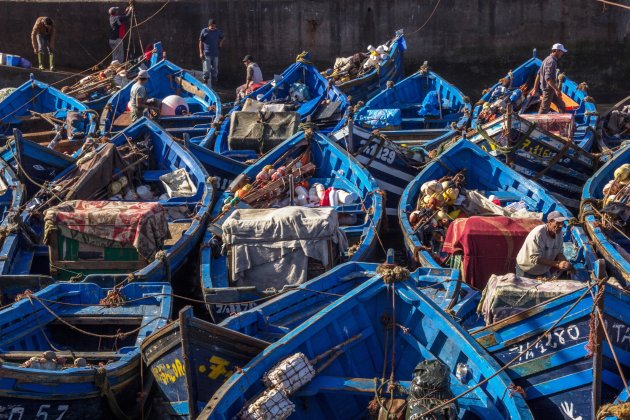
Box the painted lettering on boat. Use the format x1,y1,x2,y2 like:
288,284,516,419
359,141,396,164
152,358,186,385
213,302,257,314
0,404,69,420
198,355,234,381
604,319,630,350
508,324,583,363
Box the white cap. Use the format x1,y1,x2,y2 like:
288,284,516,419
137,69,150,79
547,210,568,223
552,43,568,53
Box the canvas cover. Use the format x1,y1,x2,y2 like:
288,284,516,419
521,113,575,138
222,206,348,289
478,273,585,324
51,143,135,202
44,200,169,261
442,216,542,289
228,111,299,153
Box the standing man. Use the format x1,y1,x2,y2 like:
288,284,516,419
199,19,225,86
235,55,263,100
515,211,573,278
109,5,133,64
31,17,55,71
130,70,150,122
537,43,568,114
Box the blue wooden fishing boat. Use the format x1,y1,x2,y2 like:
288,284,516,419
433,50,599,211
100,59,221,139
0,76,98,157
201,128,383,321
597,95,630,153
0,118,213,283
141,306,269,418
0,282,171,420
353,66,471,141
581,144,630,284
472,282,630,420
204,56,349,159
0,151,25,277
0,129,76,197
328,31,406,104
200,270,533,419
220,260,480,341
399,139,602,281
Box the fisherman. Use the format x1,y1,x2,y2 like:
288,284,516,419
31,17,55,71
515,211,573,278
108,5,134,64
236,55,264,100
130,69,154,122
536,43,568,114
199,18,225,86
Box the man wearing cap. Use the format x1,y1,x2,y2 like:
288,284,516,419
235,55,264,100
537,43,568,114
109,5,134,64
515,211,573,278
199,19,225,85
130,70,151,122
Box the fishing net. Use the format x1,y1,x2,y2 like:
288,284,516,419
263,352,316,394
406,360,457,420
241,388,295,420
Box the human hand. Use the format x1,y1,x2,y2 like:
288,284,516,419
558,261,572,270
34,49,38,54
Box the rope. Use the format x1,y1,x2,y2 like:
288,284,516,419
421,281,597,417
597,401,630,420
408,0,443,35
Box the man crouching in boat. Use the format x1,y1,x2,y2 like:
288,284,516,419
537,43,568,114
515,211,573,278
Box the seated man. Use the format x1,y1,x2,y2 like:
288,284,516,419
130,70,159,122
515,211,573,278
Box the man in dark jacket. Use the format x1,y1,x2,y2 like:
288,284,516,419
109,5,133,64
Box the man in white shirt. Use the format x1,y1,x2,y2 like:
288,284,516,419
516,210,573,278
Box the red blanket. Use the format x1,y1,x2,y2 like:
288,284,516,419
442,216,542,289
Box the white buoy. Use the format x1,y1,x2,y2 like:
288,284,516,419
161,95,189,116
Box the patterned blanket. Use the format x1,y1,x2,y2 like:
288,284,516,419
44,200,169,261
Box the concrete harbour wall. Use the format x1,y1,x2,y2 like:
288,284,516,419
1,0,629,101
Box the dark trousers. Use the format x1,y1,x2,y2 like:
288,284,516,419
538,87,566,114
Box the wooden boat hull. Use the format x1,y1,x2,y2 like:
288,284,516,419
100,59,221,138
201,130,383,322
398,139,603,279
200,270,532,419
581,144,630,284
472,284,630,420
1,118,213,283
354,69,471,138
219,261,479,343
206,60,349,154
0,282,171,420
141,307,269,418
334,33,406,104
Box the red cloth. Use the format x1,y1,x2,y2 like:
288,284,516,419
442,216,542,289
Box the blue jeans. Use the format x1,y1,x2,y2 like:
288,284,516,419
202,55,219,83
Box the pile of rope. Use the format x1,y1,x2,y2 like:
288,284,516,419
377,264,410,283
597,401,630,420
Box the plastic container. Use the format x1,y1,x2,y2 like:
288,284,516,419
6,55,21,67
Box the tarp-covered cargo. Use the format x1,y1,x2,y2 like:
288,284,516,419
222,206,348,289
478,273,585,324
44,200,169,261
442,216,542,289
228,111,300,153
